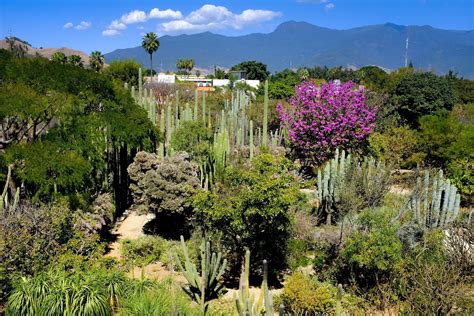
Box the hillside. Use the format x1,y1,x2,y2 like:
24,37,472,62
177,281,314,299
104,21,474,78
0,40,89,64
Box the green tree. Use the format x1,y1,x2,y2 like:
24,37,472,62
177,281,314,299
214,67,225,79
51,51,67,64
141,32,160,75
66,54,83,67
390,72,456,126
103,59,142,87
418,104,474,203
89,51,104,72
176,59,195,75
357,65,388,92
231,61,270,81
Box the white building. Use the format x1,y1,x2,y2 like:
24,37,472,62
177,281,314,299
156,73,176,84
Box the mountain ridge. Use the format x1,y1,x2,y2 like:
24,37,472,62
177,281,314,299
102,21,473,78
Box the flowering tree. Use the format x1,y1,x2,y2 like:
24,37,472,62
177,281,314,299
277,80,376,166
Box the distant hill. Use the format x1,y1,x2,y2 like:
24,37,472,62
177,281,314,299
0,39,90,64
104,21,474,78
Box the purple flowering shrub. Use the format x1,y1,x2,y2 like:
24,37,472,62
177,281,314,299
277,80,377,166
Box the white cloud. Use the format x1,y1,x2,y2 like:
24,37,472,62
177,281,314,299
102,29,120,37
324,3,335,11
103,7,183,36
149,8,183,20
120,10,147,24
75,21,92,30
63,22,73,29
159,4,281,34
109,20,127,30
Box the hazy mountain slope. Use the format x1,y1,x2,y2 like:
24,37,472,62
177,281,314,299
104,21,474,78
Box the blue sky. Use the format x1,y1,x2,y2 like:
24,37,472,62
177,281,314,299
1,0,473,54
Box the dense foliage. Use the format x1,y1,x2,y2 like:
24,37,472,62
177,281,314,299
193,154,301,275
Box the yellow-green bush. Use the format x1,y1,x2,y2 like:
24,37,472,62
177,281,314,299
280,272,335,313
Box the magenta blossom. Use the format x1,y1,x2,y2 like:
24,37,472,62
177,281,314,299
277,80,377,165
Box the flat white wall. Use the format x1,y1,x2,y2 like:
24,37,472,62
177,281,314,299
157,73,176,84
242,80,260,89
213,79,230,87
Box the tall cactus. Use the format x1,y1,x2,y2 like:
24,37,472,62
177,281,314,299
235,250,273,316
158,108,165,158
249,120,254,160
175,235,227,314
262,80,269,147
0,164,12,210
202,91,206,126
317,149,351,225
138,67,143,104
194,89,199,121
406,170,461,229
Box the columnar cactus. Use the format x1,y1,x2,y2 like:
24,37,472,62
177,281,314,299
138,67,143,103
249,120,254,160
235,250,273,316
408,170,461,229
317,149,351,224
175,235,227,314
262,80,269,147
202,91,206,126
158,108,165,158
194,89,199,121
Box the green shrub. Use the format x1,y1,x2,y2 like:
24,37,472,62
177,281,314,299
121,236,167,267
193,153,301,276
368,125,423,168
128,151,200,236
281,272,335,313
400,230,473,314
280,272,359,314
335,207,403,307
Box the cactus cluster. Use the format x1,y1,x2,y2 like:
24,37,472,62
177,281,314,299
124,73,284,190
125,68,157,124
407,170,461,229
175,235,227,314
235,250,274,316
317,149,351,224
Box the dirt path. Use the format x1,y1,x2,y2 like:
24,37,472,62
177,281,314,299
106,211,154,259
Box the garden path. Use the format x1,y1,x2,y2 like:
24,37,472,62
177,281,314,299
106,211,152,259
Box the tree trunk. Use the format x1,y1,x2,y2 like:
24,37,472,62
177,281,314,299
150,53,153,78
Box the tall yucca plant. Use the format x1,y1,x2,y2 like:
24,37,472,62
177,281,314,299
141,32,160,75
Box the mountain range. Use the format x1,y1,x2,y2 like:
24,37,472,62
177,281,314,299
104,21,474,78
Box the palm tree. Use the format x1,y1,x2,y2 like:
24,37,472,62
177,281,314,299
89,51,104,72
141,32,160,75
